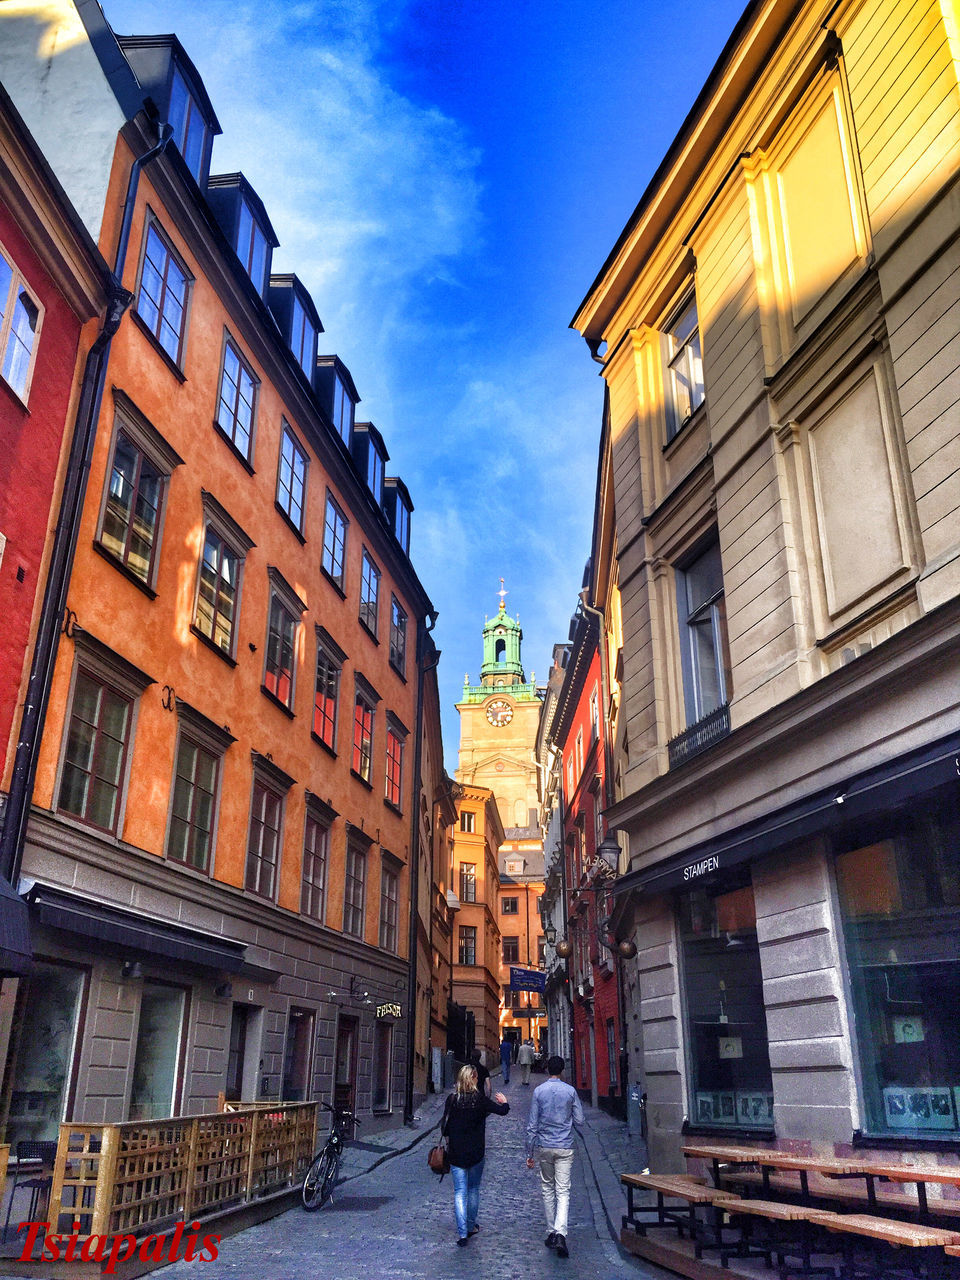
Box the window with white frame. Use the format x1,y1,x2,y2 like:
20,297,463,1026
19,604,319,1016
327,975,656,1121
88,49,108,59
359,549,380,636
460,810,475,834
459,925,476,966
322,492,347,588
664,293,704,441
501,896,519,915
343,841,367,937
313,627,344,751
136,221,190,366
676,538,730,727
0,242,42,402
215,336,258,461
379,862,399,951
575,730,583,778
459,863,476,903
590,684,600,744
276,424,307,532
389,597,407,675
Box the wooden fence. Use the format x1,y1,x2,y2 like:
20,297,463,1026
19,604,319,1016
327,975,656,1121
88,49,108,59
46,1103,316,1240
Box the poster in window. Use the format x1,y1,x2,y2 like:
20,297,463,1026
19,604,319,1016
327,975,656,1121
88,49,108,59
892,1015,924,1044
718,1036,743,1060
885,1086,956,1130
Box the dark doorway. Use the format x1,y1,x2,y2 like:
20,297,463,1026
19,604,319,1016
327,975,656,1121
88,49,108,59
334,1015,358,1112
282,1006,315,1101
225,1004,250,1102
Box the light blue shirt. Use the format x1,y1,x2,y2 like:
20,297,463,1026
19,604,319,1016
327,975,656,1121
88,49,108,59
525,1077,583,1157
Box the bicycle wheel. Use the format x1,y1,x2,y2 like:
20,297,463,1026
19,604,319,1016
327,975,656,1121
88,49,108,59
302,1147,338,1210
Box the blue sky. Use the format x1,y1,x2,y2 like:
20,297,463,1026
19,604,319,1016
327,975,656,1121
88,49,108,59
104,0,746,768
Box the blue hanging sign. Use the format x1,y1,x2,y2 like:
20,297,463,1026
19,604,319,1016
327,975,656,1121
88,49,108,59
510,966,545,993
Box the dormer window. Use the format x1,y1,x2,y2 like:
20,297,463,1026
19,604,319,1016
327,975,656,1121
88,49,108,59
395,496,410,554
333,376,353,443
367,442,385,505
168,66,208,182
237,201,269,295
291,294,317,380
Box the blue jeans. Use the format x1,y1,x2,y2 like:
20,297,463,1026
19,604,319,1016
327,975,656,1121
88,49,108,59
451,1159,484,1238
501,1056,511,1082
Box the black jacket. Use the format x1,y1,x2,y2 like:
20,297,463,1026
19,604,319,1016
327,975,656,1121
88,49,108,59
442,1090,509,1169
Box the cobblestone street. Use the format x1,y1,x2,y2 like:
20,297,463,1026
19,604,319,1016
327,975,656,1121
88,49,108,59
149,1080,666,1280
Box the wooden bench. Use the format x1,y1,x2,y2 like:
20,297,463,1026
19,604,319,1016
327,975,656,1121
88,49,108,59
713,1197,843,1277
621,1174,741,1256
808,1211,960,1279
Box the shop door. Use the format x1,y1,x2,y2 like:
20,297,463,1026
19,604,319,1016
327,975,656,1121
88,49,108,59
334,1016,357,1112
225,1004,250,1102
282,1006,315,1101
129,983,187,1120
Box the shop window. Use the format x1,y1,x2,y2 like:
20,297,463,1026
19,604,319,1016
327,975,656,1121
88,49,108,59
129,983,187,1120
679,879,773,1130
835,785,960,1138
4,960,85,1148
282,1006,315,1102
373,1020,393,1112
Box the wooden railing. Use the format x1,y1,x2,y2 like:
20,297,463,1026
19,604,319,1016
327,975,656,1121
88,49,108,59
0,1144,8,1206
47,1103,316,1240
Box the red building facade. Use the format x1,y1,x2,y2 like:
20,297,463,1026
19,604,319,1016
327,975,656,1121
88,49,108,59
552,608,624,1113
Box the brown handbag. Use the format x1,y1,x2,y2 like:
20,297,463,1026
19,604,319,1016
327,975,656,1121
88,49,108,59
427,1142,450,1175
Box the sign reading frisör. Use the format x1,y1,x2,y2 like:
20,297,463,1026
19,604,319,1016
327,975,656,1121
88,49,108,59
509,966,545,993
377,1002,402,1019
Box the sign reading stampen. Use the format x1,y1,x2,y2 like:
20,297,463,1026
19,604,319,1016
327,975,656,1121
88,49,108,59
683,854,720,882
510,966,545,993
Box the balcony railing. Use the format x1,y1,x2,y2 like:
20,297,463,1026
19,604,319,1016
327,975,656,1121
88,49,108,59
460,681,540,703
45,1101,316,1242
667,703,731,769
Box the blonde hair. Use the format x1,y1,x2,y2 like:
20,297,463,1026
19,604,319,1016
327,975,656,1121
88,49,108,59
455,1065,479,1096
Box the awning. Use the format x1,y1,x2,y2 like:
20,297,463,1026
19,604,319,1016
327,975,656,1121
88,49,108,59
0,875,32,976
28,885,256,975
614,727,960,898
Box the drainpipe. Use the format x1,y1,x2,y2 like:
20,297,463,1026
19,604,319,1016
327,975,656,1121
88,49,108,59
0,125,171,888
403,609,438,1123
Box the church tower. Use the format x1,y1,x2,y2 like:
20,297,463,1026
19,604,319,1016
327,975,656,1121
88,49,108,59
456,584,543,829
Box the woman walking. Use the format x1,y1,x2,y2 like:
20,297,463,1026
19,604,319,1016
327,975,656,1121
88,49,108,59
441,1064,509,1246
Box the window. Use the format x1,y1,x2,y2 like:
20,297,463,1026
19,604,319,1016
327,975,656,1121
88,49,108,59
216,338,258,461
313,628,344,751
566,757,574,795
379,863,399,951
236,200,268,294
98,431,165,584
333,375,353,442
343,842,367,937
502,936,520,964
263,597,297,708
352,689,375,783
128,982,187,1120
677,539,730,726
322,493,347,588
290,295,316,380
501,897,519,915
276,425,307,532
606,1018,618,1090
679,881,773,1130
590,685,600,744
385,725,404,809
196,530,239,655
459,925,477,966
460,810,475,834
367,444,385,504
389,598,407,675
58,671,132,833
835,786,960,1138
575,730,583,777
137,222,190,365
359,550,380,637
167,736,218,871
245,778,284,900
282,1007,314,1102
537,936,546,966
395,495,410,554
168,65,208,181
665,293,704,440
300,810,329,921
459,863,476,904
0,243,42,401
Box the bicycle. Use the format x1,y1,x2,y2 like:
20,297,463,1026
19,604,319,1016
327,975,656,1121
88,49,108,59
301,1101,359,1210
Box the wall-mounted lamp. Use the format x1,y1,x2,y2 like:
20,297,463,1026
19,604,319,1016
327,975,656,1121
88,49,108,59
121,960,143,979
350,975,372,1004
544,925,557,945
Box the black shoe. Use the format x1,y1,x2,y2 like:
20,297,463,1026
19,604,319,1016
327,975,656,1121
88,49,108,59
555,1234,569,1258
456,1237,469,1247
468,1225,479,1237
544,1232,557,1248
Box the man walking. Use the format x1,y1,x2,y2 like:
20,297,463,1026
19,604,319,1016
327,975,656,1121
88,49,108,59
499,1035,512,1085
525,1055,583,1259
517,1038,535,1085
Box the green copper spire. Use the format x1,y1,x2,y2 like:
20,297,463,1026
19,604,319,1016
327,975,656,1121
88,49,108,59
480,579,524,683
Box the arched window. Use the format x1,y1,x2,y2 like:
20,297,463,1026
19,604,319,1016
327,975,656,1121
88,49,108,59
495,639,506,663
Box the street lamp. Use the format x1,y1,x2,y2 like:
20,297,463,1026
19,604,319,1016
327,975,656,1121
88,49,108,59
544,924,557,945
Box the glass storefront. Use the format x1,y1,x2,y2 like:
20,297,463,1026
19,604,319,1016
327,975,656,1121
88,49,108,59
5,960,85,1147
835,782,960,1138
679,879,774,1130
129,983,186,1120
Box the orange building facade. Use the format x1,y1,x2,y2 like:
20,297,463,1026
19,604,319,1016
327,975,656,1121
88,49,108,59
0,8,434,1137
450,786,503,1068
